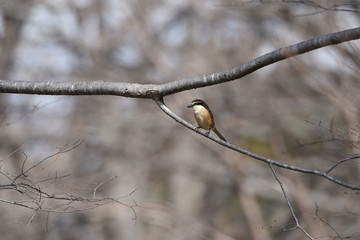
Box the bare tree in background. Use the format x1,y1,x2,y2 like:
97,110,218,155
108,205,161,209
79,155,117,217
0,0,360,239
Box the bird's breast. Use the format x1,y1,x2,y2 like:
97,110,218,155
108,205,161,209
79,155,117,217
193,106,214,130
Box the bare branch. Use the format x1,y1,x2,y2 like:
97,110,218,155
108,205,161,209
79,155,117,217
153,96,360,190
93,176,118,199
269,164,315,240
326,155,360,174
12,140,84,183
0,27,359,97
0,144,24,163
0,139,138,219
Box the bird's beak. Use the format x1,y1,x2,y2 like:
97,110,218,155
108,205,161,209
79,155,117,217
187,103,193,108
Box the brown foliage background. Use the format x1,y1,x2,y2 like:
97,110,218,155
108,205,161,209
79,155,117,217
0,1,359,239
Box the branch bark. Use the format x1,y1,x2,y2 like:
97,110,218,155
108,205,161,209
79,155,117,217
1,27,360,97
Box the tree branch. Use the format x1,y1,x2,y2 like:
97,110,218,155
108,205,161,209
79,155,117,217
269,163,315,240
153,96,360,190
0,142,138,217
0,27,359,97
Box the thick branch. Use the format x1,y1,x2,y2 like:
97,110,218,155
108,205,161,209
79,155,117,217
0,81,159,98
1,27,360,97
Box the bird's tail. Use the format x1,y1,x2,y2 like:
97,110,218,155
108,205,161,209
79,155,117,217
213,128,226,142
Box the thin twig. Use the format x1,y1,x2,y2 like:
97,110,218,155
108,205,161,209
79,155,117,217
0,144,24,163
13,139,84,182
326,155,360,174
0,141,138,221
304,120,360,150
93,176,118,199
269,163,315,240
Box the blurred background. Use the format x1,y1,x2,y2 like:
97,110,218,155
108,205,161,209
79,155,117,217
0,0,360,239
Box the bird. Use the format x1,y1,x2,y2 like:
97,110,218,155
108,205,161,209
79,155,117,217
187,99,226,141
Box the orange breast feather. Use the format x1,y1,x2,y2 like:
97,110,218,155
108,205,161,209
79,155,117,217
194,106,214,130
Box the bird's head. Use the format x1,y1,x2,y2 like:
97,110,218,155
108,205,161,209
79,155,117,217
187,99,207,109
